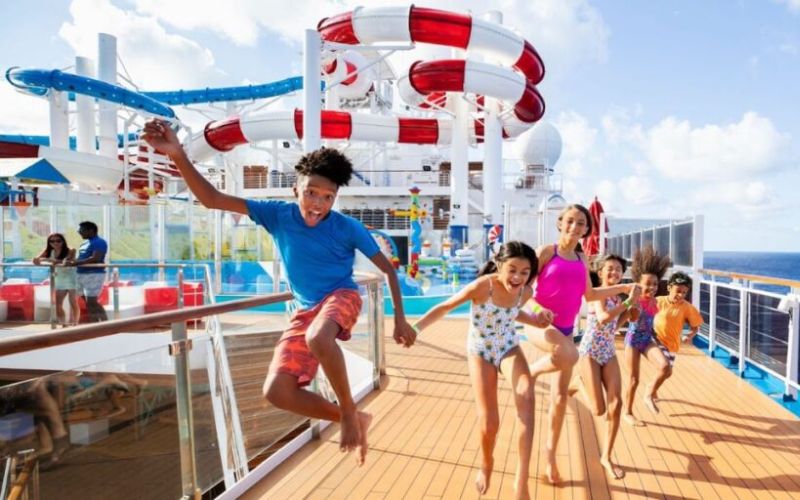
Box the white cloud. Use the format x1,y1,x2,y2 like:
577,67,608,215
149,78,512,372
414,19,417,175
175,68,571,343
689,180,776,220
552,110,601,180
0,85,50,135
618,175,658,205
776,0,800,14
59,0,221,90
132,0,610,79
642,112,790,181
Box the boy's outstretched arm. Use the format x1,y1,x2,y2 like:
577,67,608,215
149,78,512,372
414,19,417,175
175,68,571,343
141,119,248,215
370,252,416,348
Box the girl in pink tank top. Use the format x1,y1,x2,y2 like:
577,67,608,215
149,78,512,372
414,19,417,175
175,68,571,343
527,204,636,484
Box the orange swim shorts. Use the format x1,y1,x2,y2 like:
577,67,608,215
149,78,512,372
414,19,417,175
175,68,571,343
268,289,362,386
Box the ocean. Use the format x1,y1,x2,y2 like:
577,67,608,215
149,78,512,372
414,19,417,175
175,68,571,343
703,251,800,292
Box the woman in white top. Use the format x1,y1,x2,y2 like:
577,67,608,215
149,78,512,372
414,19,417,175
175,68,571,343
33,233,79,326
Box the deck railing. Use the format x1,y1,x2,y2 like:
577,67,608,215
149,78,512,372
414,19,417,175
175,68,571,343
0,273,385,499
696,269,800,400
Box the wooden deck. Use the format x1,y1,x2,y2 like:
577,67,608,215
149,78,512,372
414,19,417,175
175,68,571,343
242,318,800,500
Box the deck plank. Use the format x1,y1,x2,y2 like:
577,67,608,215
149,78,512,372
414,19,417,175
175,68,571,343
242,318,800,499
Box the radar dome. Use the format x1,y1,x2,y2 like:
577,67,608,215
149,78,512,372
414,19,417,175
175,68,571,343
515,121,562,168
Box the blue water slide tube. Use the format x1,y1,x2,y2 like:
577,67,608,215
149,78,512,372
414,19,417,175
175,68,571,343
0,133,139,149
141,76,321,105
6,68,175,118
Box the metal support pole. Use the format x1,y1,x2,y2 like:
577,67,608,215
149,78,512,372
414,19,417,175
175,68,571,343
49,265,57,329
170,321,200,499
112,267,120,320
177,267,185,309
708,283,717,355
785,301,799,399
738,288,748,377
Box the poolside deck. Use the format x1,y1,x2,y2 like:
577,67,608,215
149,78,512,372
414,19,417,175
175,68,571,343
243,317,800,500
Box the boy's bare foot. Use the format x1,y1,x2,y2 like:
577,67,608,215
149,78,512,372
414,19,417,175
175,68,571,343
643,394,659,414
623,413,644,427
339,410,361,455
475,460,493,494
356,412,372,466
545,454,561,484
600,457,625,479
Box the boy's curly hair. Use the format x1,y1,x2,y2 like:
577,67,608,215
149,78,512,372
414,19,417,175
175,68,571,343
294,147,353,187
630,245,671,282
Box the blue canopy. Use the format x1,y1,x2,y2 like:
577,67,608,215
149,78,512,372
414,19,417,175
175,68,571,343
0,158,70,184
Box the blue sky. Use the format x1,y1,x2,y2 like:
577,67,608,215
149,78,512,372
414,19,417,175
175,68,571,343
1,0,798,251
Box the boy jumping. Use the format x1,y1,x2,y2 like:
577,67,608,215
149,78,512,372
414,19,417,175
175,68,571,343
142,119,416,465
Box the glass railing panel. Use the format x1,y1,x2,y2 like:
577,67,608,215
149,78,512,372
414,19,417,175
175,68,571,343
673,222,693,266
219,309,309,461
699,283,710,336
642,229,654,249
747,292,790,374
185,334,226,494
655,226,670,256
0,341,189,499
714,286,741,352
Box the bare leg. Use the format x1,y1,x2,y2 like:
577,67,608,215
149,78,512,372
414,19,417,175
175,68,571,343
86,296,107,322
55,290,67,326
67,290,80,325
643,345,671,414
468,355,499,495
264,372,371,465
499,348,534,499
600,357,624,479
577,355,606,416
534,328,578,485
623,346,643,426
305,319,369,464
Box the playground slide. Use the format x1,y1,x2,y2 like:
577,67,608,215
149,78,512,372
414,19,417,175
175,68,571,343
187,5,545,159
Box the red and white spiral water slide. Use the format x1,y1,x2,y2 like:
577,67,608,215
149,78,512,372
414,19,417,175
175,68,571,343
187,6,544,159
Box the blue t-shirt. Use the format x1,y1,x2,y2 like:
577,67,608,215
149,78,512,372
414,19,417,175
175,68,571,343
77,236,108,274
247,199,380,309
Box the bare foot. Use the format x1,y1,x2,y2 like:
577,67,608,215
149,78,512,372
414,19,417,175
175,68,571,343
356,412,372,466
545,455,561,484
643,394,660,414
623,413,644,427
600,457,625,479
339,410,361,455
475,460,493,494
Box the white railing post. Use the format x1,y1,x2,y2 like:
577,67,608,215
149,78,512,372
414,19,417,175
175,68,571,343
785,300,799,400
708,282,717,355
738,288,748,377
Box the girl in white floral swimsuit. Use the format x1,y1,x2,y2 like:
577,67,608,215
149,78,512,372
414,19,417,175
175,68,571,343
413,241,552,499
573,254,640,481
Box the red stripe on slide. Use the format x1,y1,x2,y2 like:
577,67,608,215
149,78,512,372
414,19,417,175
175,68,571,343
318,12,359,44
409,6,472,49
409,60,466,94
398,118,439,144
514,84,545,123
204,116,245,152
514,41,545,85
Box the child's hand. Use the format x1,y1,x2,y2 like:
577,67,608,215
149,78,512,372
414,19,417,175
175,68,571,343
629,284,642,302
141,119,182,157
394,320,416,348
683,333,696,344
535,307,554,327
32,257,41,265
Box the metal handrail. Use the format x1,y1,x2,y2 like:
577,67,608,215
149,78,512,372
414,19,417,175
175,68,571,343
699,268,800,289
0,274,384,357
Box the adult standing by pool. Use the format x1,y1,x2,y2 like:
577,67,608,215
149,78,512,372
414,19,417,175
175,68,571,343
72,221,108,323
